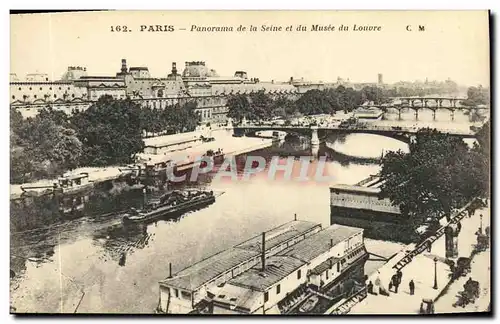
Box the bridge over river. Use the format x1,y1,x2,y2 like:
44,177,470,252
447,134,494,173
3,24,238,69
233,121,483,145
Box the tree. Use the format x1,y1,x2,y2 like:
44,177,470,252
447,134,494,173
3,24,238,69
71,95,145,166
470,121,490,198
171,101,200,132
296,89,333,115
461,86,490,106
10,107,83,183
379,128,482,224
227,94,251,123
248,91,273,120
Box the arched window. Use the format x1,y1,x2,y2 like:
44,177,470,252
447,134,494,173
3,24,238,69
54,94,57,98
12,95,15,100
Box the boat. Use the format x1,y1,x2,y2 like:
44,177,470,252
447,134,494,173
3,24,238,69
122,189,217,225
299,295,319,313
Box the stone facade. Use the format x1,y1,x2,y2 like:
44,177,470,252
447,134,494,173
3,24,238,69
10,59,303,123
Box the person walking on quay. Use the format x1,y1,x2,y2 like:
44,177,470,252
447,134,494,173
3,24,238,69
397,270,403,284
409,280,415,295
390,274,399,293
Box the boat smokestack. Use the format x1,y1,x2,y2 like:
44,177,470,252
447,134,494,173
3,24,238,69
330,239,334,269
261,232,266,271
168,262,172,278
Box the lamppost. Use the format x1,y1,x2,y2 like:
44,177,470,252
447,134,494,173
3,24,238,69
480,214,483,233
433,257,438,290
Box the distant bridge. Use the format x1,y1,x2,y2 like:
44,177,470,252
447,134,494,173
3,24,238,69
362,102,489,121
392,96,470,107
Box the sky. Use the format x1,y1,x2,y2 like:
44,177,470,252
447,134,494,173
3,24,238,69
10,10,490,86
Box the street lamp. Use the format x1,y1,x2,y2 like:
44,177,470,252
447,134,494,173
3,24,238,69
433,257,438,290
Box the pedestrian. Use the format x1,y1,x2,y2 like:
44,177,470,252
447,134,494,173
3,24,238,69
367,281,374,295
409,280,415,295
390,274,398,293
397,270,403,284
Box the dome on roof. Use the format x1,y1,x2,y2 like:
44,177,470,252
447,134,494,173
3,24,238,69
182,61,219,78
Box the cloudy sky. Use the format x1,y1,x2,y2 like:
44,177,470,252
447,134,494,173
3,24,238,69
10,10,490,86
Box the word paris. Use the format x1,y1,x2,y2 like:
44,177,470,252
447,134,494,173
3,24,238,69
166,155,335,183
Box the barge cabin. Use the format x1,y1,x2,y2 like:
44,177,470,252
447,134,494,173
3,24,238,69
158,221,367,315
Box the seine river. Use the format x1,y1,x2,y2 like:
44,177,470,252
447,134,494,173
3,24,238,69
10,109,476,313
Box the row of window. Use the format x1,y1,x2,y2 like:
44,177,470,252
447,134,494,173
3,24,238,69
264,268,303,303
346,246,364,260
334,197,395,208
16,86,72,91
170,287,192,300
12,93,82,100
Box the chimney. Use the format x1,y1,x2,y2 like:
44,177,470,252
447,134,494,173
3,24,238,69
121,59,128,73
261,232,266,271
172,62,177,75
330,239,334,269
294,213,297,221
168,262,172,278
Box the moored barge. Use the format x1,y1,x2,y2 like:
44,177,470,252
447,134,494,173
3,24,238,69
157,220,368,315
122,189,218,225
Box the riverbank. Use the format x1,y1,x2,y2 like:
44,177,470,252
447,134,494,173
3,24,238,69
348,202,490,314
10,128,273,201
10,167,133,201
137,130,273,170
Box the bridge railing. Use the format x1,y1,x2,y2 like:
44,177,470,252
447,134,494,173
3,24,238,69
235,123,475,135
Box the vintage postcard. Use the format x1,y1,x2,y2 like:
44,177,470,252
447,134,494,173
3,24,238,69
9,10,490,315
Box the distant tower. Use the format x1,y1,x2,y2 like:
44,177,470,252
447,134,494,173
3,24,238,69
171,62,178,75
121,59,128,74
378,73,383,85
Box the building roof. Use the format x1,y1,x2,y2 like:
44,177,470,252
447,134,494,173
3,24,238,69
229,255,305,291
280,224,363,263
129,67,149,71
159,220,321,292
330,184,381,195
235,220,321,252
212,283,261,312
309,256,341,275
160,248,260,291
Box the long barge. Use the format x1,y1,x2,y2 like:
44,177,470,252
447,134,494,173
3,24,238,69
157,220,368,315
123,189,218,225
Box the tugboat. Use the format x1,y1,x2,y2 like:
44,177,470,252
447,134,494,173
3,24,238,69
122,189,218,225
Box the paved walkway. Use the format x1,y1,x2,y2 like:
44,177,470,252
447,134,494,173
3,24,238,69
349,205,490,314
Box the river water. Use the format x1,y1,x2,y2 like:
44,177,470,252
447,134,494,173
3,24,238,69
10,110,479,313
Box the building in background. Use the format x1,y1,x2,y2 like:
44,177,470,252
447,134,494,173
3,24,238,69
378,73,383,85
10,59,301,123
